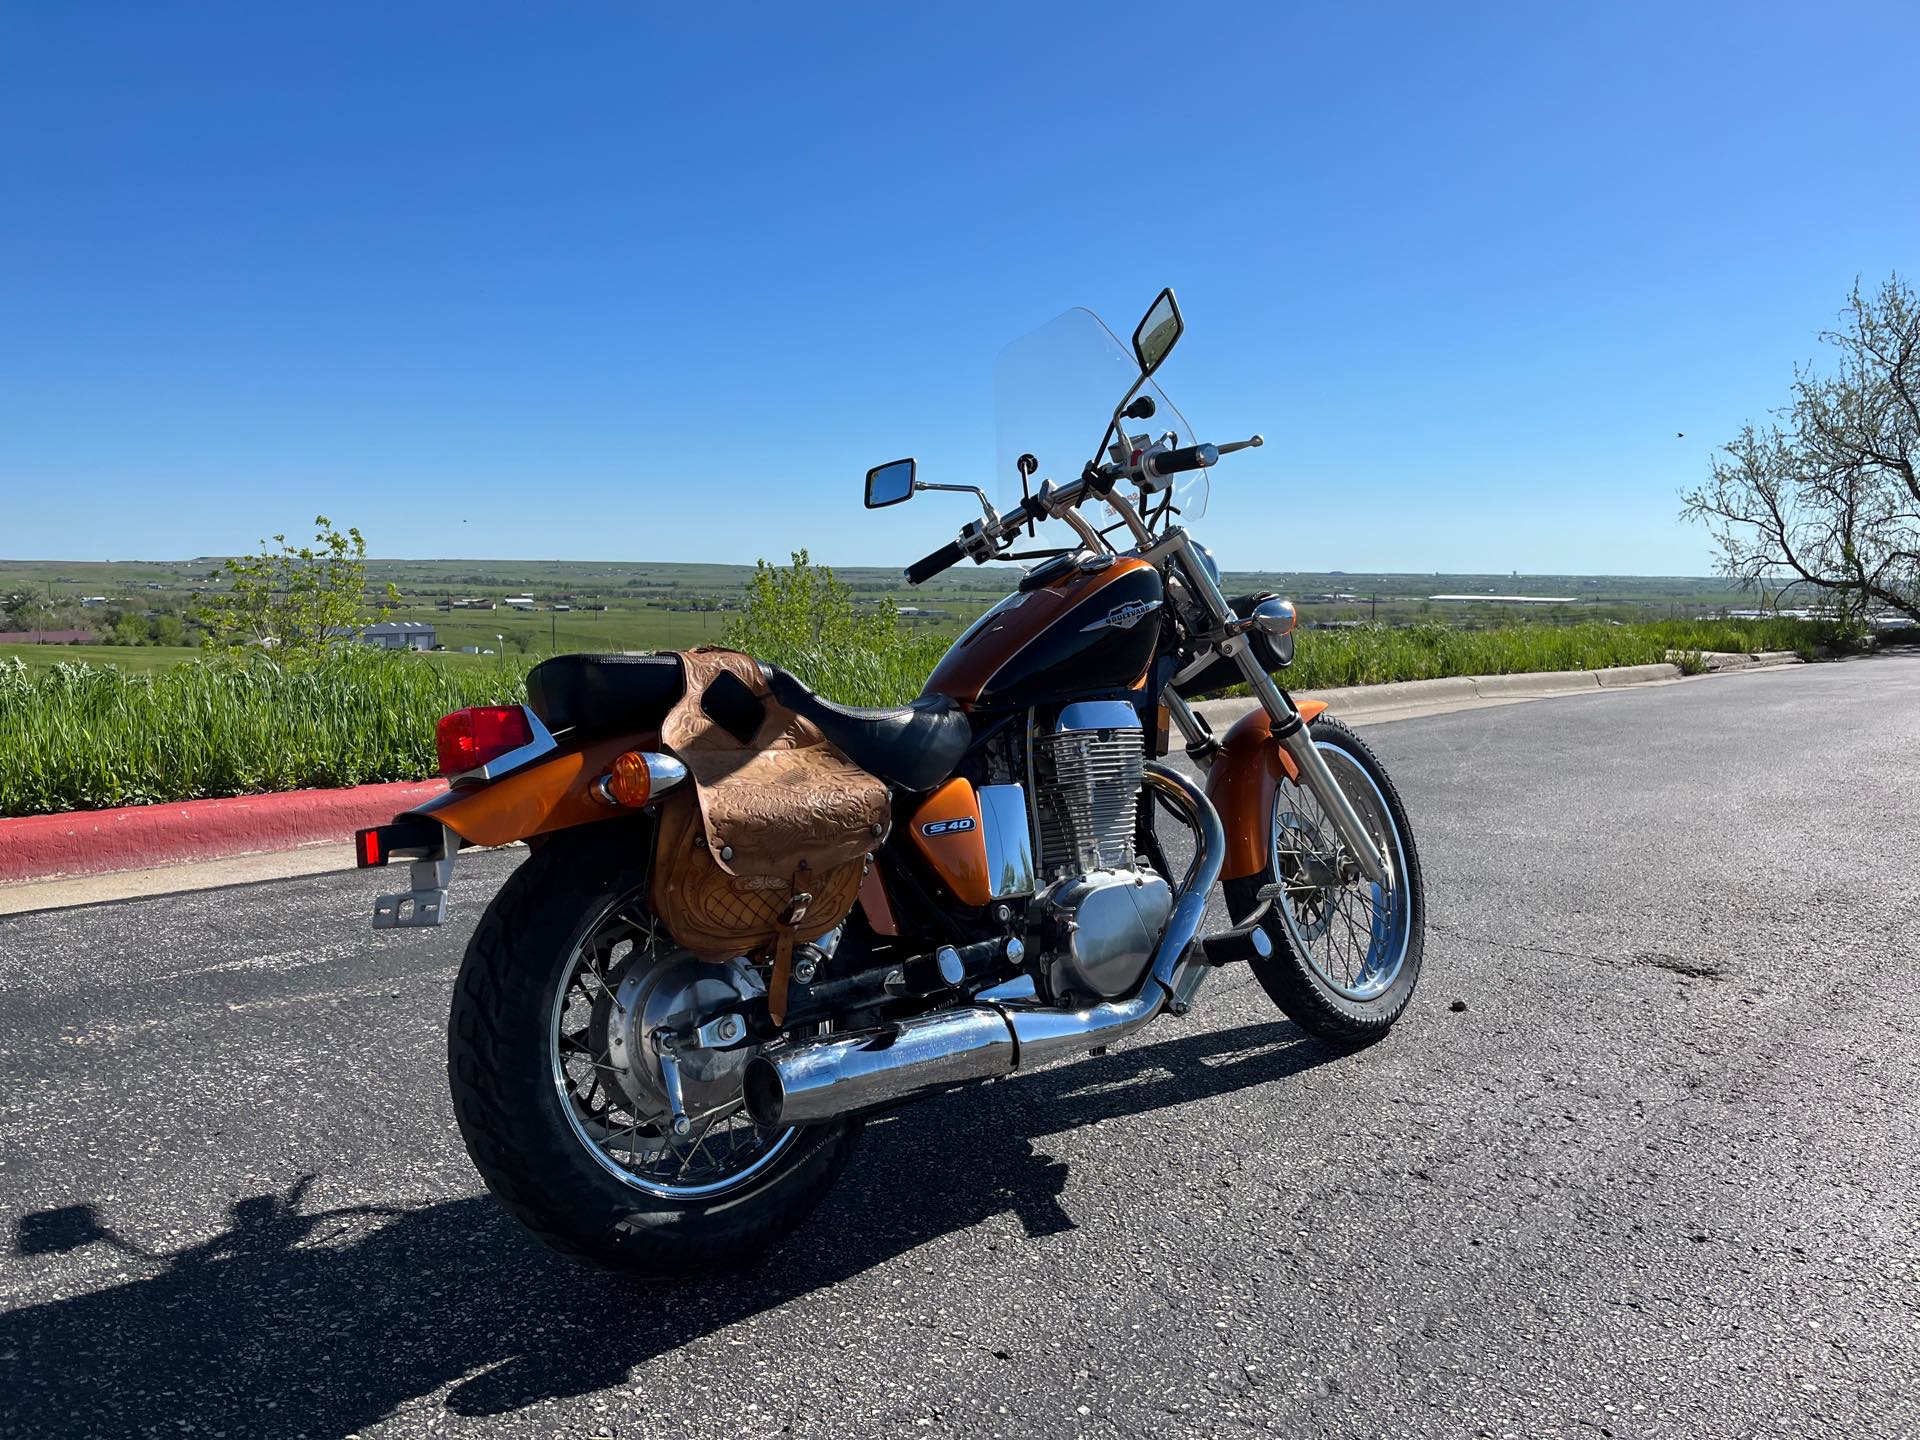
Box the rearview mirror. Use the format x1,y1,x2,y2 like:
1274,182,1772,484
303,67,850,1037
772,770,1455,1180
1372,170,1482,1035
865,458,916,508
1131,288,1184,376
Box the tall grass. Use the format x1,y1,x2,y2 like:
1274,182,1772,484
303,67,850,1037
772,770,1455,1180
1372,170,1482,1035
0,652,524,817
744,634,954,708
1281,617,1847,692
0,616,1852,817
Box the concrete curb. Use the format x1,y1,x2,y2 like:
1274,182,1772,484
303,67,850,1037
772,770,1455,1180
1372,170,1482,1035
1193,661,1686,729
0,779,447,886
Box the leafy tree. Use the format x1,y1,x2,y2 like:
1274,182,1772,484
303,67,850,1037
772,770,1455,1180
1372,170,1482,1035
106,615,149,646
1682,275,1920,625
723,549,900,656
196,516,397,661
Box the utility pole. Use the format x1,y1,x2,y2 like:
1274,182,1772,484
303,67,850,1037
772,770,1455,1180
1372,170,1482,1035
1370,594,1377,623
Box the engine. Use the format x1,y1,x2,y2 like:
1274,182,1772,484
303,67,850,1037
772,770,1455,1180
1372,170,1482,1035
1028,702,1173,1003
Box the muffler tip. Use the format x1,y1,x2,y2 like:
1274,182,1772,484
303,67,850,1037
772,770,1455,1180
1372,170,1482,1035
742,1056,786,1128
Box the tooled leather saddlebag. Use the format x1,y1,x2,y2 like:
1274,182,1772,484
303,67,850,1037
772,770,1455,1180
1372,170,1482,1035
649,648,891,1022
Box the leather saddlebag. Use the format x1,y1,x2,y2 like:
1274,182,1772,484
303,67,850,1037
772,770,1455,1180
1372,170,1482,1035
648,648,890,1018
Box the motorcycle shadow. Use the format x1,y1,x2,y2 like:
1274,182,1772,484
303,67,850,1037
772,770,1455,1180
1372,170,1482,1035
4,1019,1334,1439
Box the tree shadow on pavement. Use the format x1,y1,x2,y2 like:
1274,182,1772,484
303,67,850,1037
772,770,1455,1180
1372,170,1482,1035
2,1019,1334,1440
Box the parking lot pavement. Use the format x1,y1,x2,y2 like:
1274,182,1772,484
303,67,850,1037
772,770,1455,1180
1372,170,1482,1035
2,654,1917,1439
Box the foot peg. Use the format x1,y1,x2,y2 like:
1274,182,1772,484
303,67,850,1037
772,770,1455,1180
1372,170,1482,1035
1200,921,1272,967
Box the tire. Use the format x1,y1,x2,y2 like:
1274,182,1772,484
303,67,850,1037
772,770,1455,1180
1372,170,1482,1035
1223,714,1425,1045
447,827,860,1277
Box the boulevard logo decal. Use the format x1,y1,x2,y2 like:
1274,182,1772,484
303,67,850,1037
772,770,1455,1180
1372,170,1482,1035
1082,598,1163,633
921,817,976,837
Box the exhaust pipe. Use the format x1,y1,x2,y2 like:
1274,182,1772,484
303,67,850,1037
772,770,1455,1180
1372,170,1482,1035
743,763,1225,1128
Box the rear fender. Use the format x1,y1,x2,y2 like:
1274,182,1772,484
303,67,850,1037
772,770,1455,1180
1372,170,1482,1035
404,732,660,848
1203,701,1328,881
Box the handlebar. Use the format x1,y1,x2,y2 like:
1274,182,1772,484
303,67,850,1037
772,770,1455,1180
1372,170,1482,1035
905,538,967,585
900,429,1256,580
1143,442,1220,479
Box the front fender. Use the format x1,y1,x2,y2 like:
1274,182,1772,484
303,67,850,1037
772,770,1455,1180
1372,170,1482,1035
1202,701,1327,881
403,732,657,848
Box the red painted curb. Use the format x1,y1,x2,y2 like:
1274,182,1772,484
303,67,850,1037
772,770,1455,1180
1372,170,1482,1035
0,780,450,885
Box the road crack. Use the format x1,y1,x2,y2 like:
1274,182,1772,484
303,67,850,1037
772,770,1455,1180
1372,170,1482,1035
1430,923,1726,980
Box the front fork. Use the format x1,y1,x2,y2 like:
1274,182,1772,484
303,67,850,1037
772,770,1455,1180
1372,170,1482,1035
1160,533,1392,889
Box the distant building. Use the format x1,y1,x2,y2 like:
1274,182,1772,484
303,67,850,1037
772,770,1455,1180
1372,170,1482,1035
79,596,109,606
361,620,437,651
1429,594,1576,605
503,595,536,610
327,621,437,651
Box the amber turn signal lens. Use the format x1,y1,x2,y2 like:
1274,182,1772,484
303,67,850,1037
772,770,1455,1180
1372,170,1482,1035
602,750,652,807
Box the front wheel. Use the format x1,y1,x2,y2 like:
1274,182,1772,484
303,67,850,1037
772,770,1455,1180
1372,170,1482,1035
447,827,859,1276
1224,714,1425,1044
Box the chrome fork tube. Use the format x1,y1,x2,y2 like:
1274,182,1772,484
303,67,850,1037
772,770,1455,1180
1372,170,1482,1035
1164,529,1391,888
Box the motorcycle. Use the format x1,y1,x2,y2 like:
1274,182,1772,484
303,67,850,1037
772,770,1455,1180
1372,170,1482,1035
357,289,1425,1276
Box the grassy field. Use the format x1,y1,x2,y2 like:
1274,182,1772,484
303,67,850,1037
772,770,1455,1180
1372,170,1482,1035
0,652,526,816
1278,615,1844,691
0,616,1853,818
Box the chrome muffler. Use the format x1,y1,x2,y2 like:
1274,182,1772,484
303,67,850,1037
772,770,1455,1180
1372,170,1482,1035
742,763,1225,1129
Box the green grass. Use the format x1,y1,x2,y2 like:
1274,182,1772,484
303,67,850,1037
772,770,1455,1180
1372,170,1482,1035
0,617,1851,818
0,643,209,674
0,652,526,817
1277,617,1847,692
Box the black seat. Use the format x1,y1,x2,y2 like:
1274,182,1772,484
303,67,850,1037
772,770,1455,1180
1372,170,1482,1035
763,666,971,793
525,653,685,736
525,653,971,793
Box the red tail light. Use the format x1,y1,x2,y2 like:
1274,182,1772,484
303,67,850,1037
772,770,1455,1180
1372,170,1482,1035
436,706,534,778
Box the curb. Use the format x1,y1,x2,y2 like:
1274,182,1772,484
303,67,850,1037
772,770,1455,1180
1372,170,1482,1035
1192,660,1687,729
0,779,447,886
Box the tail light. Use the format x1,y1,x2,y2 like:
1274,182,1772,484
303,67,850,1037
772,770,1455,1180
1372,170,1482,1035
436,706,535,778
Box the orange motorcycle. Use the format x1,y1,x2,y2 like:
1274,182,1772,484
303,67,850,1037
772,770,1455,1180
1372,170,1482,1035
359,290,1424,1275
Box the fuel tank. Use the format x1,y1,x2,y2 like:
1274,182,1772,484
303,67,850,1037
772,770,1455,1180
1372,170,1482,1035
924,557,1164,709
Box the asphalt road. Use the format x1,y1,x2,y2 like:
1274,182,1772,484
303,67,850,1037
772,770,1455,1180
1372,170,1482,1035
3,656,1917,1439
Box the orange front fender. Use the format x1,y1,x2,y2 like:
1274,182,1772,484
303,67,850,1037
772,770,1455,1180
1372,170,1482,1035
1203,701,1327,881
403,732,658,849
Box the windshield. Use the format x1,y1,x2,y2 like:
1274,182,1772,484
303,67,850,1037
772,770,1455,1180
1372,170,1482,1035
993,307,1207,548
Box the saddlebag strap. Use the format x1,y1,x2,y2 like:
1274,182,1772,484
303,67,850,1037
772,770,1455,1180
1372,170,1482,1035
764,872,813,1027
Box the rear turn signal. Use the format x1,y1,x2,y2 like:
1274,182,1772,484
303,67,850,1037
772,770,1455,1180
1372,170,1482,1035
590,750,690,808
598,751,653,807
436,706,534,778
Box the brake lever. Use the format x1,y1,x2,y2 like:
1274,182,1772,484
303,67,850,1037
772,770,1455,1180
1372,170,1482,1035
1215,435,1264,456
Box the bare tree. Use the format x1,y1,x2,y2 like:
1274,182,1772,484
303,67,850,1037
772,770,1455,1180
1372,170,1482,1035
1682,275,1920,625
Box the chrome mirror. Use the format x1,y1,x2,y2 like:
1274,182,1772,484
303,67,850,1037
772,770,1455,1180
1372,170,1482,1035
1131,288,1184,376
865,458,916,508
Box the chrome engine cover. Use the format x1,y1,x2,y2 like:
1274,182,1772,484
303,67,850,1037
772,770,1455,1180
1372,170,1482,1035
1042,869,1173,1000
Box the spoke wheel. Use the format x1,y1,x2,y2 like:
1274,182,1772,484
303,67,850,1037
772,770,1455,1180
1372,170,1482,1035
1269,742,1412,1001
1224,715,1425,1044
549,892,799,1200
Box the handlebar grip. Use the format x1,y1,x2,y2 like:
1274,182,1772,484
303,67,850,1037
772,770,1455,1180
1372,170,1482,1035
905,539,966,585
1145,443,1220,478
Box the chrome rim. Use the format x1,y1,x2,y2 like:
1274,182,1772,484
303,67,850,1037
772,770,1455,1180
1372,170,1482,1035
1268,740,1413,1002
548,893,799,1200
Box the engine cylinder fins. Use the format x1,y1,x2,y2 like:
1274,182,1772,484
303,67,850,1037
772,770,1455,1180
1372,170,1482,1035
1032,703,1146,878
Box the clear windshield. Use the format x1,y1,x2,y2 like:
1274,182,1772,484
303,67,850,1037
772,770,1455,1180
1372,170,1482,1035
992,307,1207,548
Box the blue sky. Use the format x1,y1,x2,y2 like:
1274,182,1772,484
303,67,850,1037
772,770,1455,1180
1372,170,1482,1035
2,3,1915,574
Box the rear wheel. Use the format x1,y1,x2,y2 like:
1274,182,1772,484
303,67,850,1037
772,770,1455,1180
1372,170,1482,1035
1224,715,1424,1043
447,827,859,1276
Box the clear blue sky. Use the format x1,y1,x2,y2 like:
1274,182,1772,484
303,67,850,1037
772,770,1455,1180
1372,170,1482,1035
2,2,1915,574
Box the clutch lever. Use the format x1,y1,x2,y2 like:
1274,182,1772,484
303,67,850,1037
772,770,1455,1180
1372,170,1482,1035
1215,435,1264,456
